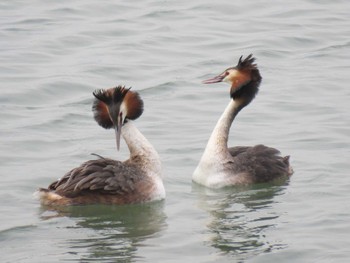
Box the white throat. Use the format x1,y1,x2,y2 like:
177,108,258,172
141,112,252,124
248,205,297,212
204,99,237,158
192,99,240,187
121,121,162,176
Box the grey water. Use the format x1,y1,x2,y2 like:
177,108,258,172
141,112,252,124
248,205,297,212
1,0,350,262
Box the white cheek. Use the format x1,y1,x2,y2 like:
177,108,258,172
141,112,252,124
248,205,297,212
224,69,239,84
120,102,128,117
223,76,231,83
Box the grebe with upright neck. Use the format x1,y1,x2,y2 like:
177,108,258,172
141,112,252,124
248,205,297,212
38,86,165,205
193,55,293,188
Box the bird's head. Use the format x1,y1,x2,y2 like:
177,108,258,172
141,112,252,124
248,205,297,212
203,54,262,107
92,85,144,150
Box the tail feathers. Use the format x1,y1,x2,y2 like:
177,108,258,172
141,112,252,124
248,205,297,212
35,188,70,206
283,155,290,163
283,155,294,176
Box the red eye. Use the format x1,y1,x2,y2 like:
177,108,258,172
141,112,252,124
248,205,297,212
225,71,229,76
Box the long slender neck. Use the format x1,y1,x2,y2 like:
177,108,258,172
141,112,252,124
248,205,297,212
121,121,161,174
202,99,242,159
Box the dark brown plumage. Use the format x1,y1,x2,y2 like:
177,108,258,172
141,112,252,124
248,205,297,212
228,145,292,183
39,157,155,205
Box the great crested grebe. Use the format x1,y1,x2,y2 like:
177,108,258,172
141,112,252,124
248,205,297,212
192,54,293,188
38,86,165,205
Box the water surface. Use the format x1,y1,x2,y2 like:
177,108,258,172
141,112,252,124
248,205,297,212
1,0,350,262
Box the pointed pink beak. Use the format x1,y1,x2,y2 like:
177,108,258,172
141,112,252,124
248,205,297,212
114,112,123,151
202,74,225,84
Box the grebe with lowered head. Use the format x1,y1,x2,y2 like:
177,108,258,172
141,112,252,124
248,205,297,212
38,86,165,205
192,54,293,188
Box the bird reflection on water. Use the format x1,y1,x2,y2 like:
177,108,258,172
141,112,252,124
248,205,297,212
192,181,289,260
39,201,166,262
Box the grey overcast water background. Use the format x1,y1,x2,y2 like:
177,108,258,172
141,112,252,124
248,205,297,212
1,0,350,262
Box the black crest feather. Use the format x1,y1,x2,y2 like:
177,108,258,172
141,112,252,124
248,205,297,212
236,54,258,70
112,86,130,104
93,89,111,104
93,85,130,105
